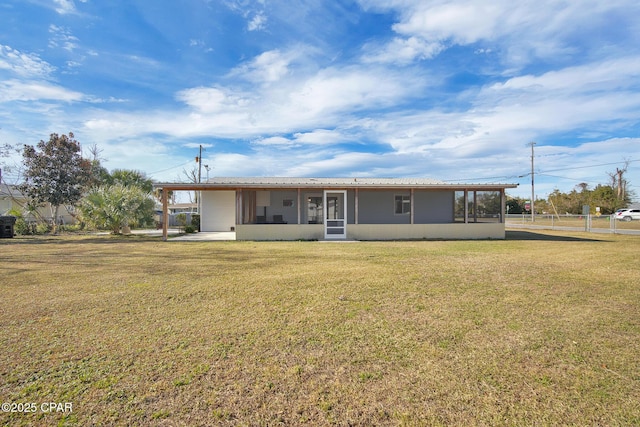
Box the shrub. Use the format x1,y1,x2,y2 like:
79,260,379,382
176,213,187,227
6,209,27,235
184,225,196,233
36,222,51,234
191,214,200,231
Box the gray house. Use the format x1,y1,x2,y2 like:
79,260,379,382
154,177,518,241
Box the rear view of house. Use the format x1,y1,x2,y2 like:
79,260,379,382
155,177,518,241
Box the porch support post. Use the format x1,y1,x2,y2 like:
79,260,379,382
464,190,469,224
236,190,242,224
162,187,168,241
500,189,506,223
354,188,359,224
410,188,415,225
297,188,301,225
473,190,478,223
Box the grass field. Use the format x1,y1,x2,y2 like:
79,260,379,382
1,231,639,426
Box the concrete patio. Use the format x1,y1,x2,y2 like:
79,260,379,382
169,231,237,241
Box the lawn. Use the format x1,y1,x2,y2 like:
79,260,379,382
1,231,639,426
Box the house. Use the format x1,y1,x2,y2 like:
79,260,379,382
154,177,518,241
154,202,199,227
0,184,76,224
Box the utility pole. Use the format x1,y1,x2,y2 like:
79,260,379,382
197,144,203,184
529,141,536,222
195,144,203,217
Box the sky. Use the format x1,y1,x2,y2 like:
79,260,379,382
1,0,639,202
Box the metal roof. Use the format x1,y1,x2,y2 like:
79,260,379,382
207,177,445,185
154,177,518,190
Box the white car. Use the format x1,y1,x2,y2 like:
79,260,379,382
614,208,640,221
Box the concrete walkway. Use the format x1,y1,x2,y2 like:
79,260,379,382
169,231,237,241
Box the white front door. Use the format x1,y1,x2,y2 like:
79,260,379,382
324,190,347,239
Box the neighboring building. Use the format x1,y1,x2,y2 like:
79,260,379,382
154,177,518,241
0,184,76,224
154,203,199,227
168,202,198,214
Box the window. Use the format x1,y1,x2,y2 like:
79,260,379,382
454,191,466,222
395,194,410,215
475,191,501,222
453,190,502,223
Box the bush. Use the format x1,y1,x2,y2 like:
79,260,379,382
58,224,83,233
191,214,200,231
176,213,187,228
7,209,30,235
184,225,196,233
36,222,51,234
13,218,31,235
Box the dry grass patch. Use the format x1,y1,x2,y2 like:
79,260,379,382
1,231,639,426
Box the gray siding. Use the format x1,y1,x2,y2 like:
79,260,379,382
414,191,454,223
358,190,410,224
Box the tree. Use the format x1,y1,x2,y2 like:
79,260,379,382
607,161,634,205
181,166,199,203
78,166,156,234
1,143,22,184
590,185,620,214
85,144,111,188
506,198,524,214
108,169,154,193
79,184,155,234
19,133,92,233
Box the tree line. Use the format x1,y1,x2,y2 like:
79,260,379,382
2,132,159,234
507,163,634,216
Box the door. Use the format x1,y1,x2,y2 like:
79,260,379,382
324,190,347,239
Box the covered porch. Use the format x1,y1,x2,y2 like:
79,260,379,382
154,178,518,241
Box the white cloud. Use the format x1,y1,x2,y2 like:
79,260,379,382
293,129,347,145
252,136,292,146
361,36,443,64
48,25,79,52
0,79,84,102
358,0,640,66
53,0,77,15
286,66,423,118
231,49,293,84
176,87,234,113
248,12,267,31
0,45,55,78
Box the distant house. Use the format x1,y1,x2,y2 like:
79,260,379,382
0,184,76,224
154,177,518,241
168,203,198,214
155,202,199,227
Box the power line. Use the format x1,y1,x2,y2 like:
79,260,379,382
147,160,193,177
444,158,638,183
536,159,638,175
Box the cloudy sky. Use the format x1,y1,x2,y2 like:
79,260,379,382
1,0,639,201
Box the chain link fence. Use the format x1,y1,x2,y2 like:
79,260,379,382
506,214,640,235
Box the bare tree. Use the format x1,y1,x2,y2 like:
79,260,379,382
181,166,199,204
608,160,629,201
87,143,104,163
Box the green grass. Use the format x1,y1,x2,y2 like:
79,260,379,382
1,231,639,426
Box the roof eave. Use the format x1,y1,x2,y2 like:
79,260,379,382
153,182,519,191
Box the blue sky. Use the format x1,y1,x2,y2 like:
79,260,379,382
1,0,639,201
